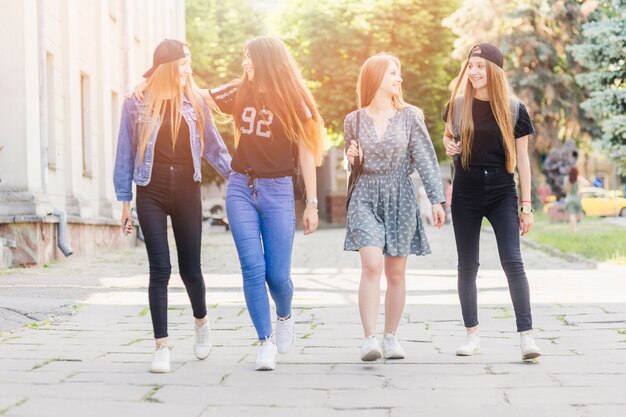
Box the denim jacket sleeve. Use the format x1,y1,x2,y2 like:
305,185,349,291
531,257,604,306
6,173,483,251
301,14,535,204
200,100,232,180
113,97,137,201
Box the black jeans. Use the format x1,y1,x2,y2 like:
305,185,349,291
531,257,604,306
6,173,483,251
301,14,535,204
451,167,532,332
136,163,207,339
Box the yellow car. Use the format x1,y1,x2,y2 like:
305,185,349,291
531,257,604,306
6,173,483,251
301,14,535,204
544,187,626,217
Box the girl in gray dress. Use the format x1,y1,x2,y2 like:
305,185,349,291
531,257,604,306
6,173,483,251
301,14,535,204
345,53,446,361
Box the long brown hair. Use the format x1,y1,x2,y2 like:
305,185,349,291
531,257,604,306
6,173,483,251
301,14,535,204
138,54,206,162
445,45,517,173
231,36,325,166
357,53,423,117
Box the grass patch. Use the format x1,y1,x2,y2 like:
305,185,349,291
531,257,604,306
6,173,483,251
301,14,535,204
301,332,312,339
0,398,28,415
142,385,163,403
137,307,149,317
237,308,246,317
23,320,50,330
492,307,513,319
424,323,430,331
32,358,62,370
526,222,626,264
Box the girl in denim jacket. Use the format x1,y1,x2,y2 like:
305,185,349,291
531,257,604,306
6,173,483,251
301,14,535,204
113,39,231,373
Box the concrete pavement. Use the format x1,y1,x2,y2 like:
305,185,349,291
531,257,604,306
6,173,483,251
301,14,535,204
0,224,625,416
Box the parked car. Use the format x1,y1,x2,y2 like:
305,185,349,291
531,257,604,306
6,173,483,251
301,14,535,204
544,187,626,217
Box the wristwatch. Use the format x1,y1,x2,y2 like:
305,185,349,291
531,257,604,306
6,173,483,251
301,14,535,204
306,197,318,207
519,206,535,214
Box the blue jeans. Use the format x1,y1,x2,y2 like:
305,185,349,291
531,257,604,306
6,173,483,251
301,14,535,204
226,172,296,340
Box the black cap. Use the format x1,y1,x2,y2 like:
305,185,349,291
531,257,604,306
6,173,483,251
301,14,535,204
468,43,504,69
143,39,186,78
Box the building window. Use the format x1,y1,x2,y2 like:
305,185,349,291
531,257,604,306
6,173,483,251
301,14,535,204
46,52,56,169
80,73,92,177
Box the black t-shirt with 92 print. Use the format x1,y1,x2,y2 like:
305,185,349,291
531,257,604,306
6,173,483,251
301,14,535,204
442,97,535,168
209,83,295,178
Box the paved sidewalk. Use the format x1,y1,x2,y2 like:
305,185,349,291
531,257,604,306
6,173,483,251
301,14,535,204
0,225,625,416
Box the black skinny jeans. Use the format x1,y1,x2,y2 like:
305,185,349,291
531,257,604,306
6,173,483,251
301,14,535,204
451,167,532,332
136,163,207,339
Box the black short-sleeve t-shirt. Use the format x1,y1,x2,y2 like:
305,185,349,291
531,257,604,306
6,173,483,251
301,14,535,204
442,97,534,168
209,83,295,178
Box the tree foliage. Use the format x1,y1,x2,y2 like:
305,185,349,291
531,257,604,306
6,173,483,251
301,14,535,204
570,1,626,174
278,0,460,159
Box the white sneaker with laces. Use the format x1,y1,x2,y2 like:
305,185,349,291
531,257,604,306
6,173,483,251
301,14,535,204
150,346,170,373
255,337,277,371
382,333,406,359
194,319,212,360
360,335,382,362
276,315,295,354
456,332,481,356
520,332,542,361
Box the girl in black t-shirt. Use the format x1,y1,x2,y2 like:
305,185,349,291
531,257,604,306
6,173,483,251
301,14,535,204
205,36,325,371
442,43,542,361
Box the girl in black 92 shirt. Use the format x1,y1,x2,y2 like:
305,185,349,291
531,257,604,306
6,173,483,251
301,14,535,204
442,43,542,362
203,36,325,371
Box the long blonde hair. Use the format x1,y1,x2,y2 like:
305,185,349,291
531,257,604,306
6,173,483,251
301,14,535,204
356,53,423,118
232,36,325,166
138,59,206,162
446,46,517,173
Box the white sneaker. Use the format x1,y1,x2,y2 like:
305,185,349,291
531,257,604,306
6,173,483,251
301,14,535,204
520,332,542,361
382,333,406,359
360,336,382,362
255,337,277,371
276,315,295,354
194,319,212,360
150,346,170,373
456,332,481,356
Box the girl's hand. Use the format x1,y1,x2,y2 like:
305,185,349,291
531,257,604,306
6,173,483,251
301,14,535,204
444,136,460,157
432,203,446,229
120,203,134,236
129,80,147,100
302,204,319,235
519,212,534,236
346,140,361,166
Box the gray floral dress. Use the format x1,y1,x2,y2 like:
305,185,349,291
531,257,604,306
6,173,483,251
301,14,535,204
344,108,445,256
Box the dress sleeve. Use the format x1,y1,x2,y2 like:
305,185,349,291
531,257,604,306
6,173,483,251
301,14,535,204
343,112,356,172
408,110,446,205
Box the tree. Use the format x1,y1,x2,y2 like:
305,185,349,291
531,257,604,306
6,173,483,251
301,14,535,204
570,1,626,174
186,0,268,183
501,0,597,176
278,0,459,159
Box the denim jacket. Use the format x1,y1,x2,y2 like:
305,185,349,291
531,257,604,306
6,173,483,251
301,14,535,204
113,94,232,201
